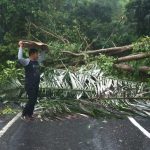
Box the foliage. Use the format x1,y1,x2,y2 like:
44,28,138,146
35,66,150,118
0,64,150,118
0,0,55,63
120,36,150,79
133,36,150,53
89,36,150,81
0,0,132,64
126,0,150,36
0,61,23,85
37,96,150,119
95,55,116,75
0,61,23,102
0,106,18,116
0,0,150,118
47,41,82,61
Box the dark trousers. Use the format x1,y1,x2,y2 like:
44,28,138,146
22,84,39,116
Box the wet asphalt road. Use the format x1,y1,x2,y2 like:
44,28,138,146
0,116,150,150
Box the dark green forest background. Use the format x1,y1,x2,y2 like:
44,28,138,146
0,0,150,78
0,0,149,60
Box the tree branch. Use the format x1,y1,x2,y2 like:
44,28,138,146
31,23,69,44
62,45,133,56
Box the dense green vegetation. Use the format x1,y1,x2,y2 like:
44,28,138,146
0,0,149,63
0,0,150,118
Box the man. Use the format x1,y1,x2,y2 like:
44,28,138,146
18,41,46,121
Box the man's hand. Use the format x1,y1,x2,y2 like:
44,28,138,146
19,41,23,48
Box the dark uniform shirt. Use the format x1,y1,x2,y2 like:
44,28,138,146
25,60,40,87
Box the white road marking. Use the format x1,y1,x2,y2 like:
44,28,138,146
0,112,21,138
128,116,150,139
77,113,89,118
0,113,149,140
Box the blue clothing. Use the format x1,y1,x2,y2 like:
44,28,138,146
25,60,40,86
18,47,46,116
18,47,45,86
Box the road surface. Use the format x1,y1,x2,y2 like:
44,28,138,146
0,115,150,150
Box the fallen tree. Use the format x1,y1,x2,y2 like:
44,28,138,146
114,64,134,72
61,46,150,75
48,35,150,81
62,45,133,56
114,64,150,73
116,53,150,63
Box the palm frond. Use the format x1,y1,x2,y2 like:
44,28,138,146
0,64,150,118
37,65,150,118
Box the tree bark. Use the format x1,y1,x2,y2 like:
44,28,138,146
139,66,150,72
62,45,133,56
114,64,150,73
86,45,133,54
116,53,150,63
114,64,134,72
62,51,85,57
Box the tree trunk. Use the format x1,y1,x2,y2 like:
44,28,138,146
62,45,133,56
114,64,133,72
87,45,133,54
139,66,150,72
114,64,150,73
117,53,150,63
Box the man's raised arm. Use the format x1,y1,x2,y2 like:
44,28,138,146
18,41,29,66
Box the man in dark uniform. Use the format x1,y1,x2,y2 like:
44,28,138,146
18,41,45,120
